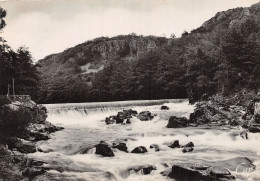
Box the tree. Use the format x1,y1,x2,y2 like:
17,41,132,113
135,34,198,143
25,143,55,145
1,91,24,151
0,7,6,31
170,33,176,39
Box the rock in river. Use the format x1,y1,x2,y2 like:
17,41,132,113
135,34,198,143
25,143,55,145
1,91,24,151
150,144,160,152
168,140,180,148
168,164,235,181
131,146,148,154
167,116,189,128
161,105,169,110
112,143,128,152
137,111,154,121
95,141,114,157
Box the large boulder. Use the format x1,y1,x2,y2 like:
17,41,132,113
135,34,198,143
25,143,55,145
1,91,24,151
167,116,189,128
131,146,148,154
169,164,235,181
95,141,114,157
218,157,255,173
137,111,154,121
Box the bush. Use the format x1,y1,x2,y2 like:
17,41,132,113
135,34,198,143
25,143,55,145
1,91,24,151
0,95,11,107
0,107,33,137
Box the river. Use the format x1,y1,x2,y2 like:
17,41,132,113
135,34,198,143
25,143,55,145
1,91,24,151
28,99,260,181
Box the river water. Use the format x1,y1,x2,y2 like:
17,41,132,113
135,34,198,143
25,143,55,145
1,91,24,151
29,100,260,181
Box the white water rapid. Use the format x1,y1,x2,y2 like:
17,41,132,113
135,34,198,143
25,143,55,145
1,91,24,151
28,99,260,181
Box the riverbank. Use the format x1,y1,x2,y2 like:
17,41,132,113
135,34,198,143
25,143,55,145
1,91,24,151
0,98,64,180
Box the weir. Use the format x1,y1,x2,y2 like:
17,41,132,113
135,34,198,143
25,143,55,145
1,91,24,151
44,99,187,112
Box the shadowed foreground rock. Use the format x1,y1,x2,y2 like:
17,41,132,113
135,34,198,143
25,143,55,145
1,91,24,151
169,164,235,181
167,157,255,181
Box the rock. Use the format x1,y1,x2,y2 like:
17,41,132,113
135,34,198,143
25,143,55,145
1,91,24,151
123,109,138,117
209,167,233,179
128,165,156,175
32,132,50,141
182,147,193,153
190,107,204,122
40,121,64,133
161,105,169,110
126,119,131,124
191,163,210,170
137,111,154,121
131,146,148,154
78,145,95,154
7,139,38,153
167,116,189,128
105,116,116,124
22,167,45,178
168,140,180,148
246,99,260,115
254,114,260,123
116,112,125,124
242,120,252,128
25,158,45,167
239,130,248,139
229,119,239,126
150,144,160,151
248,124,260,133
169,164,235,181
112,143,128,152
218,157,255,173
105,109,137,124
184,142,194,147
169,165,210,180
95,142,114,157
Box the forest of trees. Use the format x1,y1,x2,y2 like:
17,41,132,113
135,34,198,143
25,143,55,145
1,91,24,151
1,4,260,104
0,7,39,100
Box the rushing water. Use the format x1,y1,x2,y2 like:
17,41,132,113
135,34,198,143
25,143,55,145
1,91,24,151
29,100,260,181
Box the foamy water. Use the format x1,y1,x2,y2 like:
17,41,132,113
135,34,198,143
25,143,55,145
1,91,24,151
29,100,260,181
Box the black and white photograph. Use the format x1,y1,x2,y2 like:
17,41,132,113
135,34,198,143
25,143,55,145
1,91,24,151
0,0,260,180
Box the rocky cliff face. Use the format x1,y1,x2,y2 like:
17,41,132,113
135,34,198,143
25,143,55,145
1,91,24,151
196,2,260,33
37,35,167,76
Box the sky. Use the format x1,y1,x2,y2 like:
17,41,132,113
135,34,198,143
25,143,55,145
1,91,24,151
0,0,259,61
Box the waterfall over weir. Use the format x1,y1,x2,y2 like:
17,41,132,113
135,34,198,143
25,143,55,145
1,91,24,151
44,99,186,111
